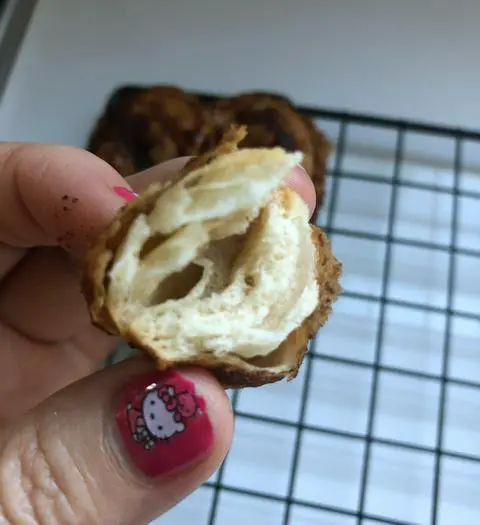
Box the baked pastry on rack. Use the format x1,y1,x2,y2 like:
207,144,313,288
87,85,212,176
87,85,331,220
81,126,342,388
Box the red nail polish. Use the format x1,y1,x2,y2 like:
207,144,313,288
113,186,138,202
115,370,215,478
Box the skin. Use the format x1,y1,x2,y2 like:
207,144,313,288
0,144,316,524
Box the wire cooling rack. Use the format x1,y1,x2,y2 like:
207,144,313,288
109,99,480,525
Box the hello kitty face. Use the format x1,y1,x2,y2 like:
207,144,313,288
142,390,185,439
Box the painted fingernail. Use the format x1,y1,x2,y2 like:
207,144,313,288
115,370,215,478
113,186,138,202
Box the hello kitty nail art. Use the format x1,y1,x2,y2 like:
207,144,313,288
116,370,214,477
126,383,200,450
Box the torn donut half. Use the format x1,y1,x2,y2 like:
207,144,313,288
81,126,342,388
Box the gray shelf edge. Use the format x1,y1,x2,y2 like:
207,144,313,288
0,0,38,105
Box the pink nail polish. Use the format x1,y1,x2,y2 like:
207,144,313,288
293,163,308,176
113,186,138,202
115,370,215,478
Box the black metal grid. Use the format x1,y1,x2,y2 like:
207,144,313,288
189,94,480,525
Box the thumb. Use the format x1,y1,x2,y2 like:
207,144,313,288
0,356,233,525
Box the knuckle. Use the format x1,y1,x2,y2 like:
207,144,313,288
0,421,102,524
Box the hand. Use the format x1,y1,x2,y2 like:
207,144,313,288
0,143,317,524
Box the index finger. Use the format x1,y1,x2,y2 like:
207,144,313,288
0,143,134,257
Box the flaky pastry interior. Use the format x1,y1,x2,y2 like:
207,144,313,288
82,126,342,388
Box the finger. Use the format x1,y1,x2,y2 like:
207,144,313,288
0,358,234,525
0,319,116,419
0,144,134,259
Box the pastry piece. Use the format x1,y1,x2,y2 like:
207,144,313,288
87,85,212,176
201,91,331,220
82,126,341,388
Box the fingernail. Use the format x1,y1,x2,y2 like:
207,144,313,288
293,163,308,175
115,370,215,478
282,163,316,211
113,186,138,202
283,164,309,185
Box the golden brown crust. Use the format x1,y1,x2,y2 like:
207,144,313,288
81,125,341,389
87,85,212,176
